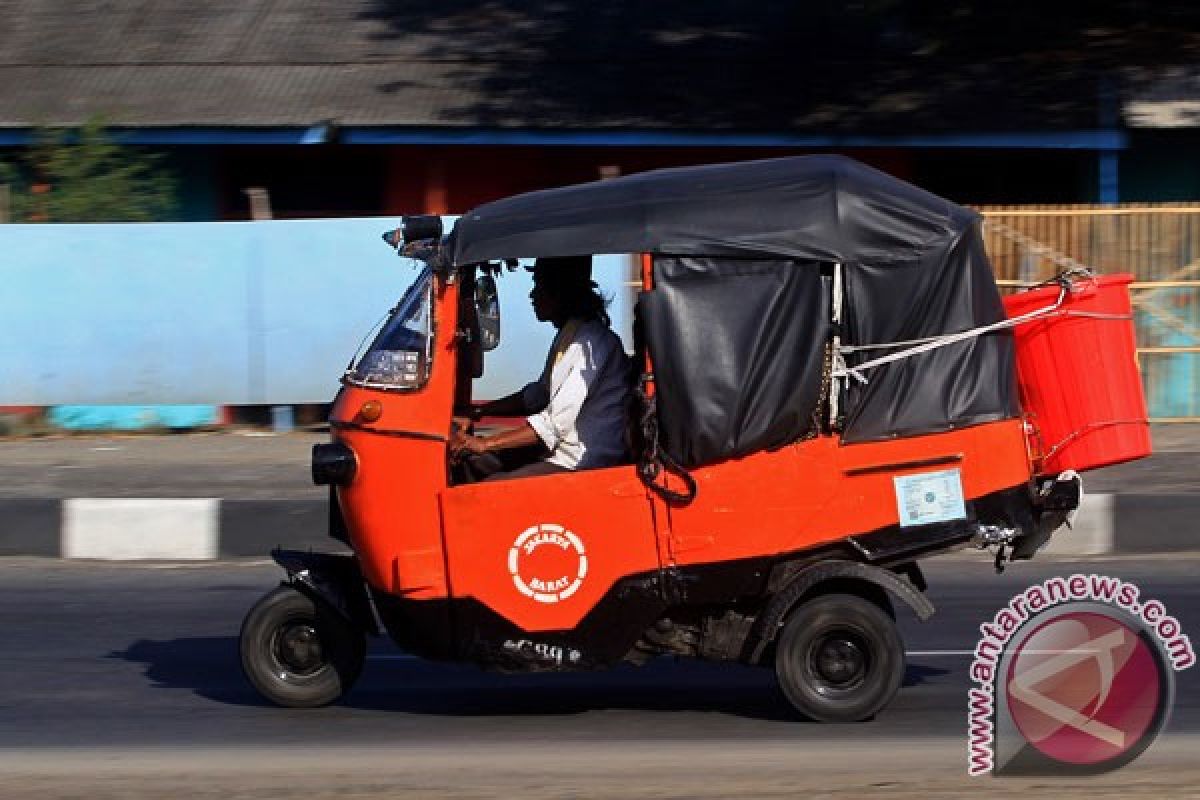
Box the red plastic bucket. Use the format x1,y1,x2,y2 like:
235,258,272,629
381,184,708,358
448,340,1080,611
1002,273,1151,475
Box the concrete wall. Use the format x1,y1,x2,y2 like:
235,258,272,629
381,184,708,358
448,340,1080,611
1,219,634,407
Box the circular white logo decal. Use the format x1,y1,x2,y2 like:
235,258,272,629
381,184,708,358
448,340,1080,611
508,523,588,604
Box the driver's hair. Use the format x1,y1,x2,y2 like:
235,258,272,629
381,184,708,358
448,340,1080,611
557,283,611,327
532,255,611,327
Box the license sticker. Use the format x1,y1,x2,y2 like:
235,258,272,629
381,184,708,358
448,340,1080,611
893,469,966,528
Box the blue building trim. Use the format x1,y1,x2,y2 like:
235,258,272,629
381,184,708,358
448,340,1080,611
0,128,315,146
341,128,1130,150
1099,149,1121,203
1,126,1129,150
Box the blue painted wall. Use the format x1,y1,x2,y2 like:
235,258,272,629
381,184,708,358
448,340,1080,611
46,404,219,430
1,219,633,407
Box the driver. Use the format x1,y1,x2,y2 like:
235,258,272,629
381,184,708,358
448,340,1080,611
451,256,630,482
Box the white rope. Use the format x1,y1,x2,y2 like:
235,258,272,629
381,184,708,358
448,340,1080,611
838,309,1130,356
833,284,1074,384
840,333,944,353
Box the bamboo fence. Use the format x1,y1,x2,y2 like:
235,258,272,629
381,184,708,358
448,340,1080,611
978,204,1200,420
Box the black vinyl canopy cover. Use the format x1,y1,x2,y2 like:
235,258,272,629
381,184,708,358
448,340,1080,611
448,155,1018,464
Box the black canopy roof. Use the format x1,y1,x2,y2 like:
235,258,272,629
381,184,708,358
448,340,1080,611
449,155,1017,461
449,155,979,266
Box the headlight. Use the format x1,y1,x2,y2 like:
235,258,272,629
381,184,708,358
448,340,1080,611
312,443,357,486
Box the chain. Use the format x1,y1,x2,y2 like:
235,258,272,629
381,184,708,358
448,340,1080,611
813,340,833,434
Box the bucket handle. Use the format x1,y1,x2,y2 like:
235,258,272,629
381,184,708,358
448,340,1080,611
1041,418,1150,465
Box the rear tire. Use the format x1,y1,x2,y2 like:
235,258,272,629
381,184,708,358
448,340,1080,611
774,592,905,723
240,584,366,708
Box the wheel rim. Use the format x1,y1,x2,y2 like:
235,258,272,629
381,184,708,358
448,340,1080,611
270,617,327,679
807,629,870,692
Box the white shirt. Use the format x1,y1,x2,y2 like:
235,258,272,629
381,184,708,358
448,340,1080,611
526,319,630,470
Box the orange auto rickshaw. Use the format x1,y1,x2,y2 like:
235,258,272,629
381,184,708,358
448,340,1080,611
239,155,1151,722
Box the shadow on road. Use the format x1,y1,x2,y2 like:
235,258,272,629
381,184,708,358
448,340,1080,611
111,636,273,707
904,663,950,687
111,636,949,722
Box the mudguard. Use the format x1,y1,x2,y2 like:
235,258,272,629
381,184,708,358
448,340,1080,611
271,548,381,635
748,559,934,663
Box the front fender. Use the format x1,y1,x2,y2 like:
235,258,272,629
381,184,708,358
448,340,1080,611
271,549,380,635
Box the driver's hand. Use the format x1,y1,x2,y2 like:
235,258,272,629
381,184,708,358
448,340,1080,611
450,429,488,460
449,428,468,460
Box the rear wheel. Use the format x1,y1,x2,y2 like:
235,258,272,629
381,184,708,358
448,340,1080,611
240,584,366,708
774,592,905,723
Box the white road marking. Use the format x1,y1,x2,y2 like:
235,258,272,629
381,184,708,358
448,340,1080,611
906,649,1100,657
144,560,274,569
371,650,1084,662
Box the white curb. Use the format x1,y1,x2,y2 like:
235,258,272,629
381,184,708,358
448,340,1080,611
1040,492,1114,556
62,498,219,560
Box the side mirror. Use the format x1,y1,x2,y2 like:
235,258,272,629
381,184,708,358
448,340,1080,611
476,274,501,351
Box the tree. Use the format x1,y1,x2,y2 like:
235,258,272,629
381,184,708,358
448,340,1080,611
0,116,175,223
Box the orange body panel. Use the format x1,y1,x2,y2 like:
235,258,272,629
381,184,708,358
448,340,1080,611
331,275,461,598
439,467,659,631
333,426,449,596
665,419,1032,568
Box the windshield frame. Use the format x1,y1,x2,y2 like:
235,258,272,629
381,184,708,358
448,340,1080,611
342,265,437,392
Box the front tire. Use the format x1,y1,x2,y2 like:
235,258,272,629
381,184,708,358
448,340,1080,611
240,584,366,708
774,592,905,723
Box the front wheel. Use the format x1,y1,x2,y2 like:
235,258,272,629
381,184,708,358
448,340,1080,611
774,592,905,723
240,584,366,708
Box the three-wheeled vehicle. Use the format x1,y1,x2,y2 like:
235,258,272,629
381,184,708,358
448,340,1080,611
240,156,1151,722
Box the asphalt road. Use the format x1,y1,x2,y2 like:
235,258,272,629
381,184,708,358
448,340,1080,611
0,432,320,500
1,555,1199,797
1,423,1198,499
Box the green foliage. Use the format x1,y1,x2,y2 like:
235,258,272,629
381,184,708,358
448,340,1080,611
0,117,176,222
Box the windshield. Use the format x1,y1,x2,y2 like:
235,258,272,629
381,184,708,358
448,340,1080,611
345,267,434,390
